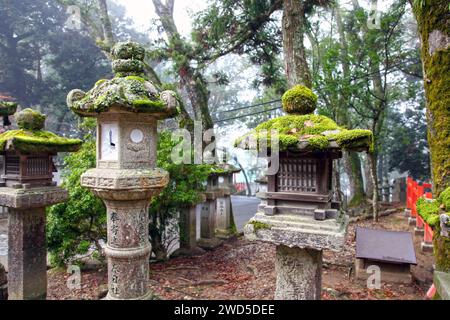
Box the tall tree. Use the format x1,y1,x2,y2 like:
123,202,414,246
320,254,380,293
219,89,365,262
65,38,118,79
410,0,450,272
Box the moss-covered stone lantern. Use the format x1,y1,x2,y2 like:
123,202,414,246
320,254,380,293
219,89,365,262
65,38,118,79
236,85,373,300
67,41,178,300
0,108,81,300
0,100,18,127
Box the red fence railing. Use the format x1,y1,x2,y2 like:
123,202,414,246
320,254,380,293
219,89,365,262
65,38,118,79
406,177,433,250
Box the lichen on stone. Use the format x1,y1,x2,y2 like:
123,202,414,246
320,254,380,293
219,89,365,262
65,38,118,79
248,220,271,233
67,41,179,118
281,85,318,115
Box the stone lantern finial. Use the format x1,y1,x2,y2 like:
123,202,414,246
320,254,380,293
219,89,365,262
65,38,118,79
281,85,318,115
16,108,46,131
111,41,146,77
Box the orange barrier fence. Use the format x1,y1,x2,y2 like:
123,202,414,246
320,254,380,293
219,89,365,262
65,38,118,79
406,177,434,247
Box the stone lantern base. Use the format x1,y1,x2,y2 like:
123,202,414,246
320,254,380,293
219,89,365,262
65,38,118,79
244,211,348,300
0,186,68,300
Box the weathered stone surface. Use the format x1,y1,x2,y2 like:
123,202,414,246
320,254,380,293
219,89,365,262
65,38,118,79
198,200,223,250
274,245,322,300
8,207,47,300
434,271,450,300
81,168,168,201
103,199,151,300
244,211,348,252
355,258,412,284
0,187,68,209
216,197,232,236
0,262,7,300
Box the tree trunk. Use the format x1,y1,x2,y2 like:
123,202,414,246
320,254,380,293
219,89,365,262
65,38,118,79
152,0,214,131
334,3,366,207
97,0,115,50
282,0,312,88
411,0,450,272
343,152,366,207
369,152,379,222
363,154,374,198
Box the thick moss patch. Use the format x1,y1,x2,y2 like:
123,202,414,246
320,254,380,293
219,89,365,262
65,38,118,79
417,186,450,228
0,129,82,154
282,85,318,115
235,114,373,152
68,76,166,115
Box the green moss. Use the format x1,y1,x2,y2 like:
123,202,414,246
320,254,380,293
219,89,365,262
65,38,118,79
0,129,82,154
16,108,46,130
438,187,450,210
235,114,373,152
69,76,166,115
0,101,18,116
132,99,165,112
248,220,271,233
307,135,329,150
125,76,146,83
330,129,374,152
416,197,442,227
349,192,365,208
111,41,146,61
95,79,107,87
282,85,318,115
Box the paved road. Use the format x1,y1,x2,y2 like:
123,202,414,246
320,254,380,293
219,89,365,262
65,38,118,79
231,196,260,231
194,195,260,238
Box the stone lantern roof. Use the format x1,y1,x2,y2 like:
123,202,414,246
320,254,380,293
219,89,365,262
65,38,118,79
0,108,82,154
66,41,179,119
235,85,373,153
210,163,241,176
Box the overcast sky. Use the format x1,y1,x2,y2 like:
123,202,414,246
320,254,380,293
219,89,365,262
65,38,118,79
114,0,207,37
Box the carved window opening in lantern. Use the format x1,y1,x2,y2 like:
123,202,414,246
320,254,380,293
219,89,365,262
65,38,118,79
277,158,318,193
1,152,55,188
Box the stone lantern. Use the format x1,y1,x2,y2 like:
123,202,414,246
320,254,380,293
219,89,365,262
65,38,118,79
197,173,225,249
0,99,17,127
67,41,178,300
0,108,81,300
213,162,240,239
237,85,373,300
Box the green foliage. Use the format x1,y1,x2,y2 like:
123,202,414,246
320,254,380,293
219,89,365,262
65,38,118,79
47,120,106,266
148,131,212,259
281,85,318,115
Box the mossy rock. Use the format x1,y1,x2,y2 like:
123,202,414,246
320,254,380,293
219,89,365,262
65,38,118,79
282,85,318,115
417,186,450,228
0,101,18,116
0,129,82,154
16,108,46,130
235,114,373,152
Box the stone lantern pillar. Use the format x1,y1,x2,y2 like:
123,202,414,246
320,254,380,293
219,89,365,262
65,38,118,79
197,174,224,249
214,163,240,239
0,108,81,300
67,41,177,300
237,85,373,300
